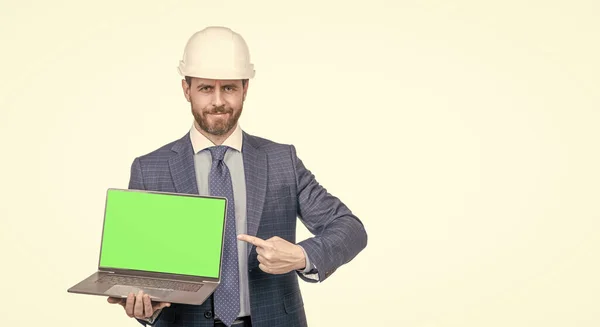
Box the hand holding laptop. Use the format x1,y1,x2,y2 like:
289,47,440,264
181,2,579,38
107,290,171,320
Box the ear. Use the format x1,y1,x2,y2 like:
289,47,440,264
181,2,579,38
242,80,249,101
182,79,191,102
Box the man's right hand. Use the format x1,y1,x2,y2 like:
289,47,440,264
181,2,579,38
107,290,171,320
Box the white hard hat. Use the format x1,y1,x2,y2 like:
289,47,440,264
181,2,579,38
178,26,255,80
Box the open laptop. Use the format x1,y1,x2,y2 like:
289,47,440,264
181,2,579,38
67,188,227,305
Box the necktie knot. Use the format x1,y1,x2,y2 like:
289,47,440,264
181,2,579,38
208,145,229,162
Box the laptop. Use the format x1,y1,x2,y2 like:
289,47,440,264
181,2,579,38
67,188,227,305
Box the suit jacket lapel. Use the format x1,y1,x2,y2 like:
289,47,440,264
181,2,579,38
242,132,267,257
168,133,199,195
167,130,266,257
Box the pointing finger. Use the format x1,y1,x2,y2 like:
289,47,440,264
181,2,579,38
237,234,270,248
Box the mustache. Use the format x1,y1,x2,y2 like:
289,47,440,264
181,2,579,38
206,106,233,114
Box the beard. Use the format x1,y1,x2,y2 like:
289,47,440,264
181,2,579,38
192,104,242,136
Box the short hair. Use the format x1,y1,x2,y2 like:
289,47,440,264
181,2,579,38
185,76,248,88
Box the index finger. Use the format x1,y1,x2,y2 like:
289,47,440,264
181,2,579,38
237,234,270,248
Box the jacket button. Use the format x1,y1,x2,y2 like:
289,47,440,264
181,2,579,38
204,311,213,319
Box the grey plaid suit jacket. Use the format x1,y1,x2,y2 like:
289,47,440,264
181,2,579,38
128,130,368,327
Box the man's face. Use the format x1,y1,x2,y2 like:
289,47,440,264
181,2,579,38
182,77,248,136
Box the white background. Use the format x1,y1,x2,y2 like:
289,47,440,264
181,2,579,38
1,0,599,326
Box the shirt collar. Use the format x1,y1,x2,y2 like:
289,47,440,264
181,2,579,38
189,121,244,154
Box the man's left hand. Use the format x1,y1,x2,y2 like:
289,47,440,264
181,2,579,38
237,234,306,274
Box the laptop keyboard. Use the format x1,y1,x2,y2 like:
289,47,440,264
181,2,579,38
96,274,203,292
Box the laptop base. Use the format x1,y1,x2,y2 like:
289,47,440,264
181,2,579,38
68,271,218,305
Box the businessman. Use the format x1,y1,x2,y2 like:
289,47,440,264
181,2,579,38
107,26,368,327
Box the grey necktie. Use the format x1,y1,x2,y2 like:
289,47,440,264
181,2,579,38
207,145,240,327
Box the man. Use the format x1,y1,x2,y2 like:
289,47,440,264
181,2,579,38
107,26,368,327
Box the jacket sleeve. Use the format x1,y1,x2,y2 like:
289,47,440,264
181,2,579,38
291,145,368,283
128,157,146,191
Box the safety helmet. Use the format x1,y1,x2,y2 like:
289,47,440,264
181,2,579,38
177,26,255,80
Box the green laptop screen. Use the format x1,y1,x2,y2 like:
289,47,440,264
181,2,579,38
98,189,226,278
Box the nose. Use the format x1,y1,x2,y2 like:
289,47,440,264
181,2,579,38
211,87,224,107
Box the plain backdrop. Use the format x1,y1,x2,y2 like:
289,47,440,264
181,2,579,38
1,0,599,326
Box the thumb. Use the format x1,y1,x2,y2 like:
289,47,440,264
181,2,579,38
107,297,125,307
107,297,122,304
155,302,171,310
